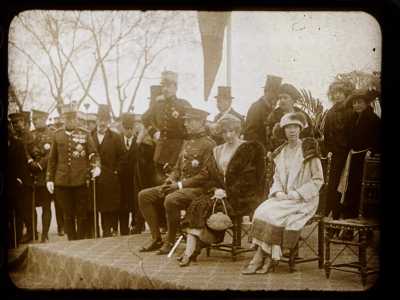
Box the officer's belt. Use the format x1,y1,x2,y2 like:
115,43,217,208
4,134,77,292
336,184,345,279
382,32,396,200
160,132,185,140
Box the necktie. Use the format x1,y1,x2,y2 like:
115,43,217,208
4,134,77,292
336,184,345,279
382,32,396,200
126,139,130,149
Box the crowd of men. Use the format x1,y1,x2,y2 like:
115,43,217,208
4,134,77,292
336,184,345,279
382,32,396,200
7,71,319,249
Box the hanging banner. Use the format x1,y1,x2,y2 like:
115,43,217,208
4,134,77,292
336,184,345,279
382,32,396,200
197,11,230,102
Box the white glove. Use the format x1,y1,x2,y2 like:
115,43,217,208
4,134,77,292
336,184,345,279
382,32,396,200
91,166,101,178
153,131,160,140
287,191,301,200
47,182,54,194
276,192,287,200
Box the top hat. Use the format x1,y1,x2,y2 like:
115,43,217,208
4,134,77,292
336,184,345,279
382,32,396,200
182,108,210,120
8,112,25,121
148,85,163,99
31,109,49,119
160,71,178,84
61,101,79,115
278,84,302,102
263,75,283,91
121,113,135,127
97,104,112,119
214,86,234,99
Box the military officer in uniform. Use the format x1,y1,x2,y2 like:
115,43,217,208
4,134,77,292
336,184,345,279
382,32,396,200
243,75,283,150
29,109,54,243
138,108,216,254
141,71,192,186
9,112,38,243
46,102,101,241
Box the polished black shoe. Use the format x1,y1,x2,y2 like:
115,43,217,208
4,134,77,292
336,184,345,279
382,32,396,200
139,239,163,252
156,241,174,255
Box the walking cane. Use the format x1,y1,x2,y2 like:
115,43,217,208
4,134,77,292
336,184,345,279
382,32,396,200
91,163,97,240
32,176,37,243
13,209,17,249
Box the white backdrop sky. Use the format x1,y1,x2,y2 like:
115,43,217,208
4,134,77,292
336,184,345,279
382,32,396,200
9,10,381,121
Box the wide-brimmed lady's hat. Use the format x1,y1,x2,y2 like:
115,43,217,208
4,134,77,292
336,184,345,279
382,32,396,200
272,112,307,140
278,83,302,102
345,89,380,108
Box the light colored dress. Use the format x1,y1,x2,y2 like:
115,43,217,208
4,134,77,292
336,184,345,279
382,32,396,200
250,140,324,260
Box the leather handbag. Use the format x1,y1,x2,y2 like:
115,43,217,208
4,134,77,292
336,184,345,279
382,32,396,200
207,198,233,231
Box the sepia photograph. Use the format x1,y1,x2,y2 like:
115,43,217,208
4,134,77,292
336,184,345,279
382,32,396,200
2,5,384,293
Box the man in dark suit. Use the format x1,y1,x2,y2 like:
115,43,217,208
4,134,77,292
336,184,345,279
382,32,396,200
138,108,216,254
243,75,282,150
212,86,246,145
87,105,126,238
118,113,138,236
46,101,101,241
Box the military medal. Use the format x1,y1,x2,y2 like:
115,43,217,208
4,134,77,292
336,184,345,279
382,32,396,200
81,150,86,157
73,150,80,157
191,159,199,167
44,143,51,150
172,110,179,118
76,144,83,151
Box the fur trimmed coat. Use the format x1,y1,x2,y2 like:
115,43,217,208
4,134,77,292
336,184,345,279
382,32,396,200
250,138,324,249
181,141,266,231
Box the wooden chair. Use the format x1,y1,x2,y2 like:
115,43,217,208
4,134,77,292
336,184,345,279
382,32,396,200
324,152,380,286
205,153,272,262
279,152,332,272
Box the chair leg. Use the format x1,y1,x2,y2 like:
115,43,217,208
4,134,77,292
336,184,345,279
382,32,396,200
318,220,324,269
231,222,238,261
289,248,296,273
206,244,210,257
324,233,331,280
359,231,368,286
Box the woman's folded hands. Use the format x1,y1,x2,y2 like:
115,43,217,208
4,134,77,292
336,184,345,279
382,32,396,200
276,191,301,201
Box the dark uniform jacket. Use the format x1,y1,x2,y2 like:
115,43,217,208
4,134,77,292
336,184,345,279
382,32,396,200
87,128,127,212
243,97,275,149
46,127,100,187
120,134,138,212
141,95,192,165
213,108,246,145
29,127,54,187
169,131,216,200
14,130,35,187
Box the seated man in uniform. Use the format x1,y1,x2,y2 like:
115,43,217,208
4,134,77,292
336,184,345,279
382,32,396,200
138,108,216,254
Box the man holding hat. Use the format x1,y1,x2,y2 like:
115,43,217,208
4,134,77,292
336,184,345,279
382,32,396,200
138,107,216,254
27,109,54,243
141,70,192,186
8,111,38,243
46,101,101,241
265,83,314,152
243,75,282,150
212,86,246,145
86,104,126,238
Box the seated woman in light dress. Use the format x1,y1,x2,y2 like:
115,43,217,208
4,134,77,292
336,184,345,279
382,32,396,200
178,114,266,267
242,112,324,275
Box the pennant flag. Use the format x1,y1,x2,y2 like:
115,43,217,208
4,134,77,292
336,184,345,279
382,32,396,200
197,11,230,102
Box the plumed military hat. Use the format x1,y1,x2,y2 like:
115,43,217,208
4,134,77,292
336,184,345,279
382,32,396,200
182,108,210,120
31,109,49,119
61,101,79,115
160,71,178,84
278,83,302,102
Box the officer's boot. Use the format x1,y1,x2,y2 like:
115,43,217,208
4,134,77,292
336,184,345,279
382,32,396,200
41,210,52,243
64,216,77,241
77,217,87,240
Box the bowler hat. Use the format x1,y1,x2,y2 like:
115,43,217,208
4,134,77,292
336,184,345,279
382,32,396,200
182,107,210,120
97,104,112,119
263,75,283,91
278,84,302,102
122,113,135,127
32,109,49,119
214,86,234,99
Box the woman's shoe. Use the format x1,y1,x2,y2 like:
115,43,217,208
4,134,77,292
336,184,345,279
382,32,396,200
255,259,279,274
176,252,185,262
179,252,197,267
241,260,265,275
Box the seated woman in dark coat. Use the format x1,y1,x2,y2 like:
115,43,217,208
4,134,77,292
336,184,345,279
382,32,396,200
338,89,381,241
178,114,266,267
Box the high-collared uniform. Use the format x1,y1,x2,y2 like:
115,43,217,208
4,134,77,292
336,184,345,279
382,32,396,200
46,126,100,240
138,131,216,243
